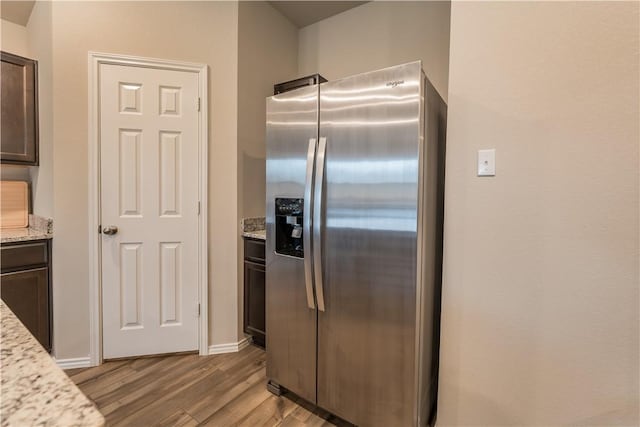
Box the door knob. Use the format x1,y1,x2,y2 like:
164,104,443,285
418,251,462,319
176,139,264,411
103,226,118,235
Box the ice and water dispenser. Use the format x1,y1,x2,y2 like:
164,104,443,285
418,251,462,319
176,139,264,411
274,198,304,258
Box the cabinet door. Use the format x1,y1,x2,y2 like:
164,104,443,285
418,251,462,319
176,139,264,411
1,51,38,165
1,267,50,351
244,260,265,346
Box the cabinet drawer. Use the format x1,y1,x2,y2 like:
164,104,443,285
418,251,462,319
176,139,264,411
1,240,49,272
244,238,265,263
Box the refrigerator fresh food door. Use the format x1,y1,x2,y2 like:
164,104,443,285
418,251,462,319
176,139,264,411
316,62,423,426
265,84,318,403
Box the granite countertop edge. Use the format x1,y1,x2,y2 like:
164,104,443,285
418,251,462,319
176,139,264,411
0,301,105,427
1,215,53,244
242,230,266,240
241,217,265,240
0,229,53,244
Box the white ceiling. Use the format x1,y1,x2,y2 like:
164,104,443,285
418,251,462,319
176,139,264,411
268,1,368,28
0,0,35,26
0,1,366,29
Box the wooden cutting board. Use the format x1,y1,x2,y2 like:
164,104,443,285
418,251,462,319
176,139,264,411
0,181,29,229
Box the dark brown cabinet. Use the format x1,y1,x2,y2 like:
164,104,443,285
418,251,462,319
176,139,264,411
244,238,265,347
1,239,51,351
1,51,39,165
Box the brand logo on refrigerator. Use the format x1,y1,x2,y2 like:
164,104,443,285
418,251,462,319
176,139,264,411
386,80,405,88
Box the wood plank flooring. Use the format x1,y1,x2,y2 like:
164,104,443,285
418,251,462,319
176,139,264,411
66,345,339,427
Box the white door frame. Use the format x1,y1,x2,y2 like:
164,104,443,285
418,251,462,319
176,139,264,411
88,52,209,366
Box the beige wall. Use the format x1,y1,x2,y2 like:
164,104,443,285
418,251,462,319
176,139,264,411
27,3,54,218
238,2,297,219
438,2,639,425
1,18,28,55
237,2,298,334
298,1,450,101
0,18,31,183
43,1,240,358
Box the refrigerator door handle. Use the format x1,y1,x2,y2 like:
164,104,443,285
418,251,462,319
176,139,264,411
303,138,317,310
313,137,327,312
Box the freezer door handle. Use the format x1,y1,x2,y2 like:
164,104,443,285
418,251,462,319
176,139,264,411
303,138,317,309
313,137,327,312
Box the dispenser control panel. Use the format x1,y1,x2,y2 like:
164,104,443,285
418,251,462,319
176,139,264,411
275,198,304,258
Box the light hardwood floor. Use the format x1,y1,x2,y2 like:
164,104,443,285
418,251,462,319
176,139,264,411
66,345,341,427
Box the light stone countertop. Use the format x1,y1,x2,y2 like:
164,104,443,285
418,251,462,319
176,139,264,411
241,217,265,240
0,301,105,427
242,229,266,240
0,227,52,244
1,215,53,244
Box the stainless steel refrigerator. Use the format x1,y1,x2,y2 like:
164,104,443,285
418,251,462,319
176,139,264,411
265,61,447,427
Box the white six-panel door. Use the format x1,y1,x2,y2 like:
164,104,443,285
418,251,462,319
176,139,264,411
100,63,200,359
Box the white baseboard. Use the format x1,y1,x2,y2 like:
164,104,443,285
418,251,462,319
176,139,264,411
58,341,249,367
54,356,92,370
56,340,249,366
208,337,250,355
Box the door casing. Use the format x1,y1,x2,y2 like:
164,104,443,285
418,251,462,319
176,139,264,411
88,52,209,366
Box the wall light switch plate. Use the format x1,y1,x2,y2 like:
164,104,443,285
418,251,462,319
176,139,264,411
477,149,496,176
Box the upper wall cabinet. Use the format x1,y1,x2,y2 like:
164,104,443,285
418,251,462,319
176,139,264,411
1,51,39,166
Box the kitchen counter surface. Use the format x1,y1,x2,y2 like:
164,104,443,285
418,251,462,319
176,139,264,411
241,217,265,240
1,215,53,244
242,229,266,240
0,301,105,427
0,227,52,244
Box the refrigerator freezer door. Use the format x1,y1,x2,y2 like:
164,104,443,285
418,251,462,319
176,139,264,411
317,62,423,426
266,85,318,403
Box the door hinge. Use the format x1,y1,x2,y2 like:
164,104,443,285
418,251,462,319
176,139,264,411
197,97,201,112
98,225,102,234
197,201,201,215
197,303,201,317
